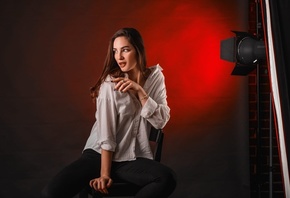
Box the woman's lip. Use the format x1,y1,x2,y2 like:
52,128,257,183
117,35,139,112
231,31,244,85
119,62,126,67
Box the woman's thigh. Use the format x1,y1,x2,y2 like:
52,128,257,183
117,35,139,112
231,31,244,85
112,158,176,198
112,158,176,186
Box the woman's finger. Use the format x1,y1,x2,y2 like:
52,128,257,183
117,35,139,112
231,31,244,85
92,180,98,191
97,180,102,192
115,79,131,92
100,179,109,194
121,81,132,92
114,79,126,91
107,179,113,188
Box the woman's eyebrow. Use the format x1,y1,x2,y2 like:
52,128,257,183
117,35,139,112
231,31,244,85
121,46,131,49
113,46,130,49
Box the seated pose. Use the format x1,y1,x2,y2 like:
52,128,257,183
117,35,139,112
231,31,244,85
42,27,176,198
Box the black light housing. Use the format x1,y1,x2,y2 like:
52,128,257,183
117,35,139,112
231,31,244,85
220,31,266,75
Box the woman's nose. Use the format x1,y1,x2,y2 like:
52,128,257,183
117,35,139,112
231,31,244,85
117,53,124,60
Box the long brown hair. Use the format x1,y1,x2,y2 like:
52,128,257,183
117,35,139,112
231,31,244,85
90,28,148,102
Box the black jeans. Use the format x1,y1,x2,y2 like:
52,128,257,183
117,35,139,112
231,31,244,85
42,149,176,198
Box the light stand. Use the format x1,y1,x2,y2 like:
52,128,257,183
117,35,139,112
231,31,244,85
269,93,273,198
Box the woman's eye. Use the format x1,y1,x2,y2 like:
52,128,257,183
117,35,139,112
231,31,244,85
113,48,130,54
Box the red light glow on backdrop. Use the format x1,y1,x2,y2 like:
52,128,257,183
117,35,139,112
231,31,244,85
36,0,244,129
0,0,244,134
126,1,243,124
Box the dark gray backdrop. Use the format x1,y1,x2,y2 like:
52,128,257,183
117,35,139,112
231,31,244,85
0,1,250,197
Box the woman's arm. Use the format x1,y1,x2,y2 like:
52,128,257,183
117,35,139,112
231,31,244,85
101,149,113,179
140,73,170,129
89,149,113,194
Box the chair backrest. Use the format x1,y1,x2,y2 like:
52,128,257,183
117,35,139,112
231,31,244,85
149,127,164,162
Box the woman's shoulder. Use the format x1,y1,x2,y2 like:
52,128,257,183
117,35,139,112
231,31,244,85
148,64,163,72
147,64,164,77
147,64,165,79
99,75,115,95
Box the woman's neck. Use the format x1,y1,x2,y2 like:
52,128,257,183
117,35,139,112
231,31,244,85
127,69,144,86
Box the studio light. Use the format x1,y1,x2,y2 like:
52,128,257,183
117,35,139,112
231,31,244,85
220,31,266,75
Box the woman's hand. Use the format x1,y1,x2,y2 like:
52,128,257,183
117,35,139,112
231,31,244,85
112,77,148,104
89,175,113,194
112,77,141,93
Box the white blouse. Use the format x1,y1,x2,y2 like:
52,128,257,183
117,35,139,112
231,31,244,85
83,64,170,162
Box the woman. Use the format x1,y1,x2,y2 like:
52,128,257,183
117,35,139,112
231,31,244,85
42,27,176,198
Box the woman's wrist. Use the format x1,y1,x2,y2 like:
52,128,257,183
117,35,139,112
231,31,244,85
138,89,148,101
100,174,111,178
101,149,112,178
137,87,149,104
139,94,149,101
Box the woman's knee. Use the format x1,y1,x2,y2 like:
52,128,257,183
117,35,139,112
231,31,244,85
162,167,177,189
145,166,176,198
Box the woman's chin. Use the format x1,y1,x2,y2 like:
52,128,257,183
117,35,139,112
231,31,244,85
120,67,128,72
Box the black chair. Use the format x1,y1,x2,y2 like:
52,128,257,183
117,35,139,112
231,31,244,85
78,127,164,198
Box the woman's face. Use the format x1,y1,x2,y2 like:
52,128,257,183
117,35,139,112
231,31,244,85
113,36,138,73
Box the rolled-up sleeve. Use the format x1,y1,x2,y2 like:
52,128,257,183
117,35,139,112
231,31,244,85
140,67,170,129
140,97,158,118
141,99,170,129
100,139,117,151
96,83,118,152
